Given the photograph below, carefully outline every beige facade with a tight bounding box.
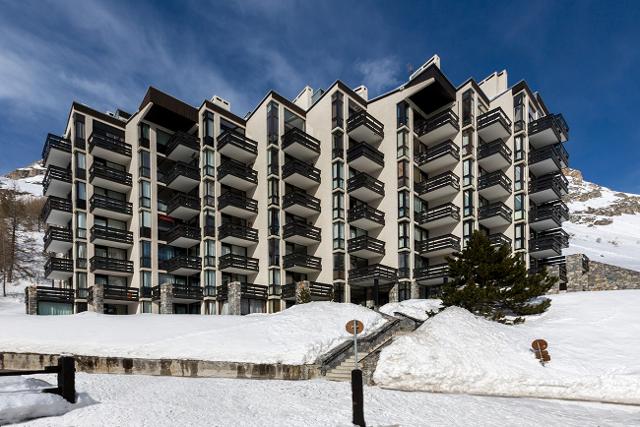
[39,55,570,315]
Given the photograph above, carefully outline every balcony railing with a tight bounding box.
[347,110,384,140]
[414,264,449,281]
[43,165,71,192]
[347,142,384,167]
[478,202,512,223]
[218,129,258,156]
[89,194,132,216]
[347,204,385,226]
[530,201,570,224]
[89,163,132,187]
[282,127,321,155]
[159,255,202,272]
[42,133,71,161]
[44,258,73,277]
[167,194,200,213]
[477,107,512,134]
[416,203,460,224]
[349,264,397,283]
[415,171,460,195]
[44,227,72,248]
[89,256,134,274]
[478,138,512,160]
[162,225,201,243]
[103,284,139,301]
[283,222,321,242]
[281,282,333,300]
[90,225,133,246]
[282,158,321,183]
[488,233,512,248]
[166,131,200,155]
[89,130,131,158]
[218,223,259,243]
[348,235,385,255]
[529,230,569,254]
[218,192,259,214]
[416,235,461,254]
[35,286,74,303]
[160,162,200,184]
[529,144,569,167]
[218,253,259,272]
[41,196,72,221]
[282,191,321,213]
[216,282,268,301]
[347,172,385,197]
[528,114,569,142]
[218,160,258,184]
[414,139,460,166]
[172,284,203,300]
[415,109,460,138]
[529,174,569,196]
[478,170,512,193]
[283,253,322,270]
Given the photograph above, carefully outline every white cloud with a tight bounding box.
[355,57,402,95]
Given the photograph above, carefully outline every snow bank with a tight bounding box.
[0,302,385,364]
[374,290,640,404]
[379,298,442,321]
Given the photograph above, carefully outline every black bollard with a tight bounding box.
[58,356,76,403]
[351,368,366,427]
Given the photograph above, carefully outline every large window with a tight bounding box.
[139,180,151,208]
[514,135,525,162]
[267,101,279,145]
[269,239,279,266]
[514,224,525,250]
[76,212,86,239]
[76,242,86,268]
[267,148,278,175]
[463,159,474,186]
[332,161,344,189]
[514,93,525,132]
[462,129,473,156]
[203,150,215,177]
[396,131,409,158]
[139,150,151,178]
[332,193,344,219]
[333,253,345,280]
[332,92,344,129]
[139,210,151,238]
[462,90,474,126]
[398,190,410,219]
[514,164,525,192]
[514,194,525,221]
[268,208,279,236]
[332,132,344,159]
[140,241,151,268]
[398,252,410,278]
[333,222,345,249]
[203,111,214,139]
[397,101,408,128]
[463,220,474,247]
[398,222,410,249]
[268,178,279,205]
[397,160,409,188]
[463,189,474,217]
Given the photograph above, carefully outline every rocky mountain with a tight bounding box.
[0,161,45,198]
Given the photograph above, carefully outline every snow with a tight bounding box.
[7,373,640,426]
[0,175,44,198]
[374,290,640,404]
[379,298,442,321]
[0,302,386,364]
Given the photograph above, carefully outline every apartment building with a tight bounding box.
[36,54,570,315]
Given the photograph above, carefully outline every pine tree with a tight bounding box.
[441,231,556,323]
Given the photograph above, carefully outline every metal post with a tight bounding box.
[351,368,366,427]
[58,356,76,403]
[353,319,358,369]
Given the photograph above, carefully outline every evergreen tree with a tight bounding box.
[441,231,555,323]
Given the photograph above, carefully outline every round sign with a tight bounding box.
[531,339,548,351]
[345,320,364,335]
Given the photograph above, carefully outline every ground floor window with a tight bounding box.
[38,302,73,315]
[104,304,129,315]
[241,298,265,315]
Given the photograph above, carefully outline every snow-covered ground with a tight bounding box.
[0,301,385,364]
[0,174,44,198]
[4,373,639,426]
[374,290,640,404]
[379,298,442,321]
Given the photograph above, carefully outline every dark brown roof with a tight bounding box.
[69,102,127,128]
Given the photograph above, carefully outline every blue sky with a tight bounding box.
[1,0,639,191]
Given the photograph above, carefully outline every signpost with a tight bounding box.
[531,339,551,365]
[346,319,365,427]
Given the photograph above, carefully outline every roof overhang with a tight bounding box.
[139,87,198,132]
[406,65,456,115]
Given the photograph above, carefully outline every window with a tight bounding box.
[332,193,344,219]
[139,180,151,208]
[398,190,410,218]
[267,101,279,145]
[76,182,86,206]
[463,159,474,186]
[76,242,86,268]
[397,101,408,128]
[396,131,409,158]
[139,210,151,238]
[463,220,473,247]
[398,222,410,249]
[269,268,280,286]
[333,222,345,249]
[398,252,410,278]
[397,160,409,188]
[514,93,525,132]
[205,270,215,288]
[139,123,150,148]
[514,224,525,250]
[462,90,474,126]
[269,239,280,266]
[332,161,344,189]
[268,208,279,236]
[463,189,474,217]
[75,119,85,140]
[332,92,344,129]
[141,271,152,288]
[267,148,278,175]
[75,152,86,177]
[514,164,525,192]
[203,149,215,177]
[514,194,525,221]
[514,135,525,162]
[142,301,152,313]
[332,132,344,159]
[204,111,214,139]
[268,178,279,205]
[333,253,345,280]
[139,150,150,178]
[76,212,86,239]
[141,240,151,268]
[414,226,427,249]
[414,196,426,216]
[462,129,473,156]
[204,240,216,266]
[528,104,537,123]
[204,180,215,206]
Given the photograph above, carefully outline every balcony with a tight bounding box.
[41,196,72,227]
[218,130,258,163]
[89,163,132,192]
[283,222,321,245]
[44,257,73,280]
[89,130,131,164]
[102,284,139,302]
[478,170,512,199]
[215,282,267,302]
[529,201,569,231]
[161,162,200,192]
[36,286,74,303]
[163,225,201,248]
[282,159,321,190]
[152,284,203,301]
[166,194,200,220]
[415,140,460,172]
[90,194,132,221]
[415,109,460,146]
[166,131,200,162]
[477,108,512,142]
[416,171,460,202]
[43,227,72,253]
[417,234,460,257]
[348,235,385,258]
[414,264,450,286]
[478,139,512,172]
[347,204,385,231]
[43,165,72,198]
[283,253,322,273]
[529,230,569,259]
[90,256,134,276]
[529,144,569,176]
[347,110,384,143]
[218,223,259,247]
[218,160,258,191]
[349,264,397,286]
[347,172,384,202]
[283,191,321,217]
[218,192,258,219]
[347,142,384,173]
[218,253,259,274]
[417,203,460,229]
[282,127,320,161]
[160,255,202,276]
[90,225,133,249]
[488,233,512,248]
[282,282,333,301]
[529,174,568,205]
[528,114,569,148]
[42,133,71,168]
[478,202,512,228]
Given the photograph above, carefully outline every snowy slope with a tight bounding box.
[374,290,640,404]
[562,168,640,271]
[0,161,45,198]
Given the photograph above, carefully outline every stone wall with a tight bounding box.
[549,253,640,293]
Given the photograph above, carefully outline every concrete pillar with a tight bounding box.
[388,283,399,303]
[159,282,174,314]
[228,281,242,315]
[344,283,351,303]
[295,280,310,304]
[410,281,421,299]
[565,254,589,292]
[26,286,38,315]
[88,283,104,313]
